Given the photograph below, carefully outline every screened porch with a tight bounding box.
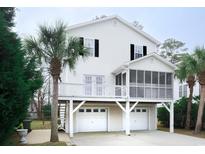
[115,70,173,100]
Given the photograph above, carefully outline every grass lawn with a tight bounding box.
[31,120,51,130]
[158,126,205,139]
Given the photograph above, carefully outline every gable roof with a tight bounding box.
[68,15,161,45]
[112,52,176,74]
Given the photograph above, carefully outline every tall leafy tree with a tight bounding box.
[24,21,89,142]
[0,7,15,28]
[193,47,205,133]
[160,38,188,64]
[175,54,196,129]
[0,8,43,145]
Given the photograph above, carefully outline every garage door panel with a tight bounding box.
[76,108,107,132]
[127,107,148,130]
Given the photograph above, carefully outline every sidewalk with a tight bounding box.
[27,129,72,145]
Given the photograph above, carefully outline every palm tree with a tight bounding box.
[175,54,196,129]
[24,21,89,142]
[193,47,205,133]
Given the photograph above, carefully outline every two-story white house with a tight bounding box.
[57,15,175,137]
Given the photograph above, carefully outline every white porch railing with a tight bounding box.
[58,82,173,100]
[59,83,126,98]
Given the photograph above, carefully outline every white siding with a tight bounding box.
[129,56,174,72]
[61,18,158,88]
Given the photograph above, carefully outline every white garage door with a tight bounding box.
[129,107,148,130]
[76,108,107,132]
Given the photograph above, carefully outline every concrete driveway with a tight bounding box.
[27,129,72,145]
[71,130,205,146]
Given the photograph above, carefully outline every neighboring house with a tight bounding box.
[173,80,200,101]
[57,15,175,137]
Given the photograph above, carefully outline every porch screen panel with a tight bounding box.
[130,70,136,83]
[137,87,144,98]
[122,73,126,85]
[115,73,122,85]
[152,72,158,98]
[129,70,173,99]
[137,70,144,85]
[130,87,137,97]
[159,72,165,87]
[115,73,122,96]
[159,72,166,98]
[137,70,144,98]
[145,71,151,98]
[130,70,136,98]
[145,71,151,85]
[166,73,173,98]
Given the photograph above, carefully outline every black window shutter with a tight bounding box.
[80,37,84,46]
[79,37,84,56]
[95,39,99,57]
[130,44,135,60]
[143,46,147,56]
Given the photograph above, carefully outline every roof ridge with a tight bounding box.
[68,15,161,45]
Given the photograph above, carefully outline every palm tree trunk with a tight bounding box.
[50,75,59,142]
[194,85,205,134]
[185,85,194,129]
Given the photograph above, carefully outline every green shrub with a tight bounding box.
[158,106,169,127]
[0,8,43,145]
[158,96,203,129]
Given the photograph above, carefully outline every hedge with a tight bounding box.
[158,96,205,129]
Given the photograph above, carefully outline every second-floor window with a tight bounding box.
[84,38,95,56]
[130,44,147,60]
[135,45,143,59]
[80,37,99,57]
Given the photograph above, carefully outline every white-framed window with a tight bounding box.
[135,45,143,59]
[183,85,188,97]
[84,38,95,56]
[179,84,187,97]
[84,75,105,96]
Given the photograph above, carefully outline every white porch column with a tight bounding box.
[170,101,174,133]
[148,107,151,130]
[125,64,130,135]
[69,99,74,137]
[65,101,69,133]
[125,100,130,135]
[155,104,158,130]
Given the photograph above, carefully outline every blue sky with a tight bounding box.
[15,7,205,51]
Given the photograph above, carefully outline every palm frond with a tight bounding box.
[175,53,196,82]
[24,20,89,75]
[24,36,44,64]
[63,37,89,70]
[193,46,205,74]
